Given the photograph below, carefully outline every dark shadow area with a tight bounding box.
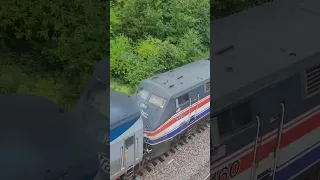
[0,0,110,179]
[0,58,109,180]
[211,0,320,180]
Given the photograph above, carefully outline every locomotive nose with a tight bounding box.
[73,57,110,180]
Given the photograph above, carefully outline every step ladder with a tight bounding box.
[125,166,135,180]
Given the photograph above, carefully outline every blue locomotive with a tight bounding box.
[110,58,210,180]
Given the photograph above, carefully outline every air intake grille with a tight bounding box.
[306,63,320,96]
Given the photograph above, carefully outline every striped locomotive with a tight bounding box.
[135,59,210,159]
[211,0,320,180]
[110,58,210,180]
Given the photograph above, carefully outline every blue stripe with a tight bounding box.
[110,117,138,142]
[275,142,320,180]
[148,108,210,144]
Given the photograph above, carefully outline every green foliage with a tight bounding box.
[0,0,108,108]
[110,35,134,77]
[110,78,134,95]
[110,0,210,92]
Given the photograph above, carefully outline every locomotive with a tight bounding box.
[211,0,320,180]
[110,58,210,180]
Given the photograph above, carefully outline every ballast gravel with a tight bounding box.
[138,127,210,180]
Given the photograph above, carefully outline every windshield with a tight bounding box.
[149,94,166,108]
[137,87,150,100]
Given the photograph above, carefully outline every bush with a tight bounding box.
[110,0,210,91]
[0,0,108,107]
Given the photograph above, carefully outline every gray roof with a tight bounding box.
[110,91,140,130]
[140,58,210,97]
[211,0,320,112]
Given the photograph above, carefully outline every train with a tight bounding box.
[211,0,320,180]
[110,58,210,180]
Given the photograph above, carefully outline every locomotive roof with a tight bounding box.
[211,0,320,113]
[140,58,210,97]
[110,91,140,130]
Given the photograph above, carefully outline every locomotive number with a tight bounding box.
[212,160,240,180]
[98,152,110,173]
[140,110,148,118]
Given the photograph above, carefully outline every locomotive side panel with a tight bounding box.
[110,140,122,178]
[212,66,320,179]
[275,61,320,179]
[110,117,144,180]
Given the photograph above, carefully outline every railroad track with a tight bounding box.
[135,122,210,180]
[204,174,210,180]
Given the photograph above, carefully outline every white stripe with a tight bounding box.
[277,127,320,171]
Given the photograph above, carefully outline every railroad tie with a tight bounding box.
[145,166,152,172]
[138,171,143,176]
[158,157,165,162]
[151,161,157,166]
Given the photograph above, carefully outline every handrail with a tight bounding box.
[272,102,285,180]
[195,94,199,120]
[188,98,192,122]
[250,115,261,180]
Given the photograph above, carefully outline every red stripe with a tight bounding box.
[145,96,210,136]
[280,113,320,148]
[214,112,320,174]
[283,107,320,130]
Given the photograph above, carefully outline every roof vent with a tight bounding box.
[306,63,320,96]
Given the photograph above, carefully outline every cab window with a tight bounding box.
[205,82,210,92]
[176,93,189,108]
[137,87,150,100]
[217,101,252,138]
[149,94,166,108]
